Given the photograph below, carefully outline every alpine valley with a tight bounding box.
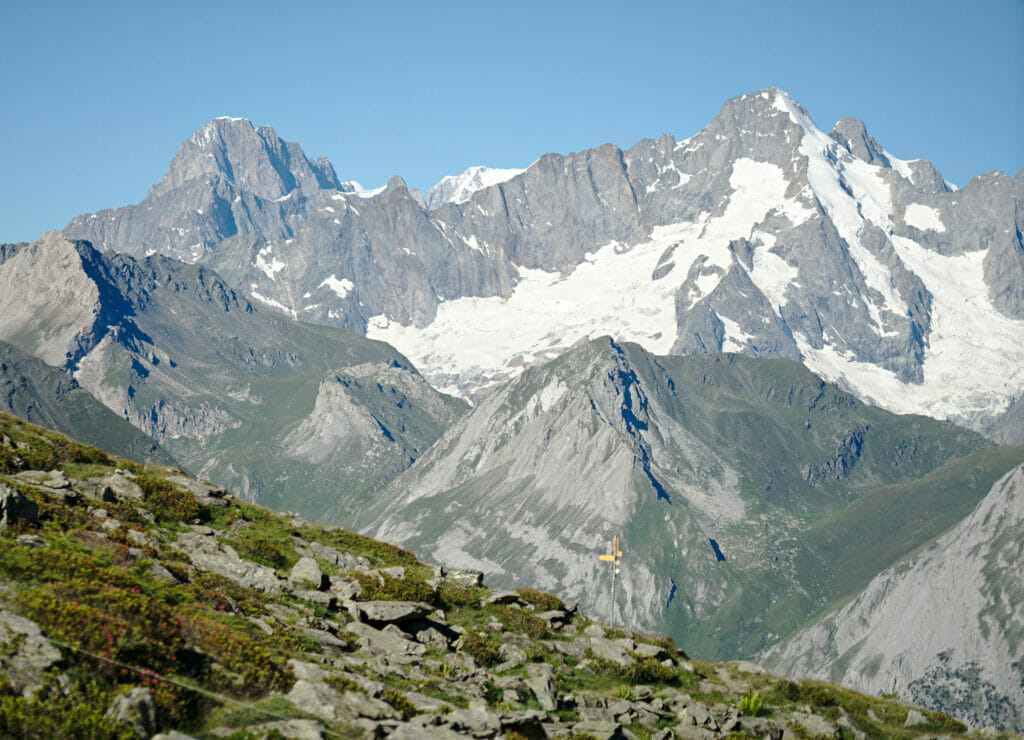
[1,88,1022,735]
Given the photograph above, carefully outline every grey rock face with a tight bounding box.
[175,532,283,592]
[766,463,1024,733]
[108,687,156,739]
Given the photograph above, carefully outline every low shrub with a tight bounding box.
[136,475,199,522]
[0,673,134,739]
[439,581,484,607]
[460,630,501,667]
[622,656,678,685]
[185,615,294,696]
[190,572,266,616]
[515,587,564,612]
[496,605,548,638]
[17,579,183,675]
[231,536,288,569]
[324,674,365,694]
[381,687,417,718]
[311,527,419,567]
[352,571,435,603]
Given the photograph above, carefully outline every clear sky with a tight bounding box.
[2,0,1021,243]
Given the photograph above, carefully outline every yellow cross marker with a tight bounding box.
[598,535,623,625]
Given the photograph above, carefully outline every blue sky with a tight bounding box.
[2,0,1021,243]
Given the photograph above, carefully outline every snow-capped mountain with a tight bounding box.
[425,165,527,209]
[63,90,1024,437]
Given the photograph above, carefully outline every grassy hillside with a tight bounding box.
[0,414,977,739]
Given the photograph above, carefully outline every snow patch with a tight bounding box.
[903,203,946,232]
[254,246,285,280]
[427,165,525,207]
[319,275,354,299]
[249,285,297,319]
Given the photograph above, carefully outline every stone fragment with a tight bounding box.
[785,712,839,739]
[904,708,928,727]
[445,568,484,587]
[553,639,587,659]
[525,673,557,711]
[583,624,606,637]
[15,533,46,547]
[240,719,326,739]
[734,659,766,674]
[571,720,628,739]
[634,642,670,660]
[175,532,282,592]
[345,621,426,656]
[485,590,527,606]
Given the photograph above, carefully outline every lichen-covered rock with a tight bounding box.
[0,610,62,694]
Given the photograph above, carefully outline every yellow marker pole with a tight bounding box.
[599,535,623,627]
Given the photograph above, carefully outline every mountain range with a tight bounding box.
[0,88,1020,732]
[63,89,1024,437]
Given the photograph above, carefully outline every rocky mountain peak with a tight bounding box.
[152,117,339,202]
[829,117,890,166]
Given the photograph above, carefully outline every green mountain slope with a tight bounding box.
[359,338,1015,659]
[0,233,467,521]
[0,343,173,465]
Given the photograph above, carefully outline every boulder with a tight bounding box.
[634,642,670,661]
[0,610,62,694]
[357,600,434,624]
[174,533,283,592]
[0,484,39,529]
[784,712,839,739]
[289,557,325,589]
[445,568,484,587]
[485,591,527,606]
[345,621,427,656]
[525,672,557,711]
[95,472,145,502]
[589,636,633,666]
